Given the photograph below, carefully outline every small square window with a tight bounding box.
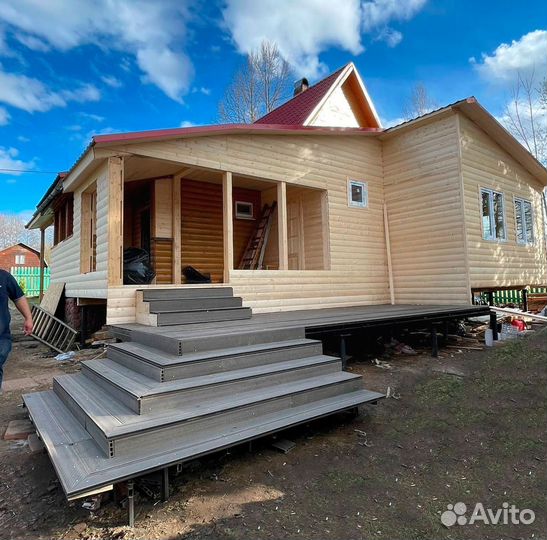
[348,180,368,208]
[235,201,254,219]
[15,254,26,265]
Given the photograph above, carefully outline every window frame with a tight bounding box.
[234,200,254,220]
[348,179,368,208]
[15,254,26,265]
[514,196,534,245]
[53,194,74,245]
[480,187,507,242]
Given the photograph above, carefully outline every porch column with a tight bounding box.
[277,181,289,270]
[172,174,182,284]
[222,171,234,283]
[38,227,46,301]
[107,156,124,286]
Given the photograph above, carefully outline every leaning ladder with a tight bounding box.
[30,304,78,353]
[239,202,277,269]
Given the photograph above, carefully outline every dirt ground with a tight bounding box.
[0,305,546,540]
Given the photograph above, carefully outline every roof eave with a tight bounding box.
[453,98,547,186]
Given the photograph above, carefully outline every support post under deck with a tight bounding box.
[490,311,498,341]
[340,333,350,368]
[431,327,438,358]
[161,468,169,502]
[522,288,528,312]
[127,480,135,527]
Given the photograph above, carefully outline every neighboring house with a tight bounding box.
[0,242,44,270]
[26,62,547,326]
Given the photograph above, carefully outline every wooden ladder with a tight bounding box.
[239,202,277,269]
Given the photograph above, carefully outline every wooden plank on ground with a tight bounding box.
[40,282,65,315]
[491,306,547,322]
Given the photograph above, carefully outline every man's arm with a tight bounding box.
[14,297,33,336]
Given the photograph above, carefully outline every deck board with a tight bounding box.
[113,304,489,340]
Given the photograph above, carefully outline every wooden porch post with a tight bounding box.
[107,156,124,286]
[223,171,234,283]
[38,227,46,301]
[277,181,289,270]
[172,174,182,284]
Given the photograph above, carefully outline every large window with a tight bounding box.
[514,197,534,245]
[481,188,506,241]
[53,194,74,245]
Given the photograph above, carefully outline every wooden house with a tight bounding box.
[25,62,543,509]
[27,63,547,327]
[0,242,44,270]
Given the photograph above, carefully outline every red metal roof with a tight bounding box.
[254,65,347,125]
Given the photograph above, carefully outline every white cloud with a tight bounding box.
[180,120,196,127]
[472,30,547,84]
[192,86,211,96]
[0,105,9,125]
[361,0,427,30]
[0,146,35,175]
[0,67,100,113]
[101,75,123,88]
[14,32,50,52]
[0,1,194,101]
[362,0,426,46]
[17,135,30,143]
[222,0,364,78]
[137,46,193,101]
[79,112,105,122]
[222,0,426,79]
[375,27,402,48]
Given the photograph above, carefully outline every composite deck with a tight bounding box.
[113,303,490,351]
[24,298,488,501]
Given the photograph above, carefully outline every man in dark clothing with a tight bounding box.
[0,269,33,392]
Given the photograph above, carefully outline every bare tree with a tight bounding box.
[502,70,547,165]
[501,71,547,224]
[0,213,43,250]
[219,41,291,123]
[403,83,438,121]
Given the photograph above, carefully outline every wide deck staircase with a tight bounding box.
[23,288,383,500]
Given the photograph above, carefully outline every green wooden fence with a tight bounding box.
[479,287,547,307]
[10,267,50,297]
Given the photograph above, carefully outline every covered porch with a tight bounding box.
[118,155,329,284]
[105,154,332,324]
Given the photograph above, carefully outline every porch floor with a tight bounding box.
[112,303,490,345]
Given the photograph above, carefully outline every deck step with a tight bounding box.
[82,355,341,414]
[147,296,242,312]
[107,339,324,381]
[128,326,306,355]
[142,287,234,301]
[52,371,365,457]
[24,387,383,499]
[155,307,252,326]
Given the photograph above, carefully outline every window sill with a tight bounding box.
[481,237,508,244]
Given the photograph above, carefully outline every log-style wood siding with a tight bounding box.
[49,162,109,299]
[459,115,547,288]
[384,114,470,304]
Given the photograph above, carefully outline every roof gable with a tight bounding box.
[255,63,382,129]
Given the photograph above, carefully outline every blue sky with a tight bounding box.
[0,0,545,216]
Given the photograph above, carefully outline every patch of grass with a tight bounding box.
[416,375,465,406]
